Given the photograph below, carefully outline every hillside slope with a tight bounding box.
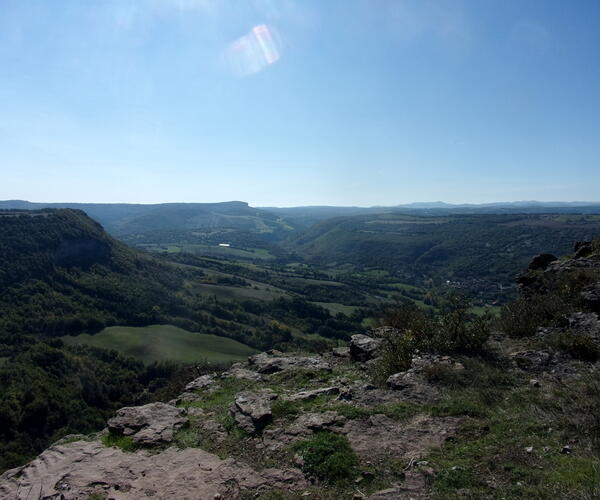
[287,212,600,293]
[0,209,202,335]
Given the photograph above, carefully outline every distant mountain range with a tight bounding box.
[2,199,600,236]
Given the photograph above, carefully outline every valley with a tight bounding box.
[1,203,600,488]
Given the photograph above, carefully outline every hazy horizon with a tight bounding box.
[3,198,600,209]
[2,0,600,205]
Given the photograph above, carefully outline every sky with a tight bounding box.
[1,0,599,206]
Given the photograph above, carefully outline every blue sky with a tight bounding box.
[1,0,599,206]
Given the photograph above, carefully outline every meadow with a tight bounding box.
[63,324,258,364]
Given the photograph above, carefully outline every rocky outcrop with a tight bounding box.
[350,334,382,361]
[223,363,263,381]
[184,373,218,391]
[0,440,307,499]
[385,355,463,403]
[248,352,331,374]
[284,386,339,402]
[107,402,186,445]
[230,390,278,434]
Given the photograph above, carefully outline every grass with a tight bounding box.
[63,324,258,364]
[292,432,359,484]
[421,360,600,499]
[101,433,141,452]
[312,301,361,316]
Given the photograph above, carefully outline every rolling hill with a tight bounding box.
[286,212,600,295]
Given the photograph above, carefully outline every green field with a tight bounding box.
[63,324,258,364]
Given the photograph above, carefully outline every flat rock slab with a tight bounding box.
[249,352,331,374]
[284,386,339,402]
[107,402,186,445]
[342,414,461,462]
[386,372,441,403]
[0,440,306,499]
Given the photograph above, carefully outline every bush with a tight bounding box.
[499,294,569,337]
[373,296,491,382]
[550,333,600,362]
[292,432,358,483]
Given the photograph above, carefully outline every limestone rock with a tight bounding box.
[349,334,382,362]
[332,346,351,358]
[107,402,186,445]
[0,440,307,499]
[249,352,331,374]
[290,411,346,433]
[230,390,277,433]
[223,365,263,381]
[386,371,440,403]
[284,387,339,402]
[185,373,218,392]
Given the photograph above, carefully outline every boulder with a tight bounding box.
[249,352,331,374]
[332,346,351,358]
[349,334,382,362]
[230,390,277,434]
[107,402,186,445]
[582,283,600,313]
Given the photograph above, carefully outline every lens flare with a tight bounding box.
[225,24,281,77]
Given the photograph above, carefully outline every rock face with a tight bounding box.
[230,390,278,433]
[248,352,331,374]
[349,334,382,362]
[0,440,307,499]
[107,402,186,445]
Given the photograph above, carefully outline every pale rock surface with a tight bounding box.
[284,386,340,402]
[249,352,331,374]
[107,402,186,445]
[230,390,278,433]
[0,440,306,499]
[349,334,382,362]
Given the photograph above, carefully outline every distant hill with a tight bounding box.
[0,208,205,336]
[262,202,600,226]
[286,212,600,294]
[0,200,296,236]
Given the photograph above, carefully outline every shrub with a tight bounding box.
[499,294,569,337]
[373,296,491,382]
[292,432,358,483]
[550,333,599,362]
